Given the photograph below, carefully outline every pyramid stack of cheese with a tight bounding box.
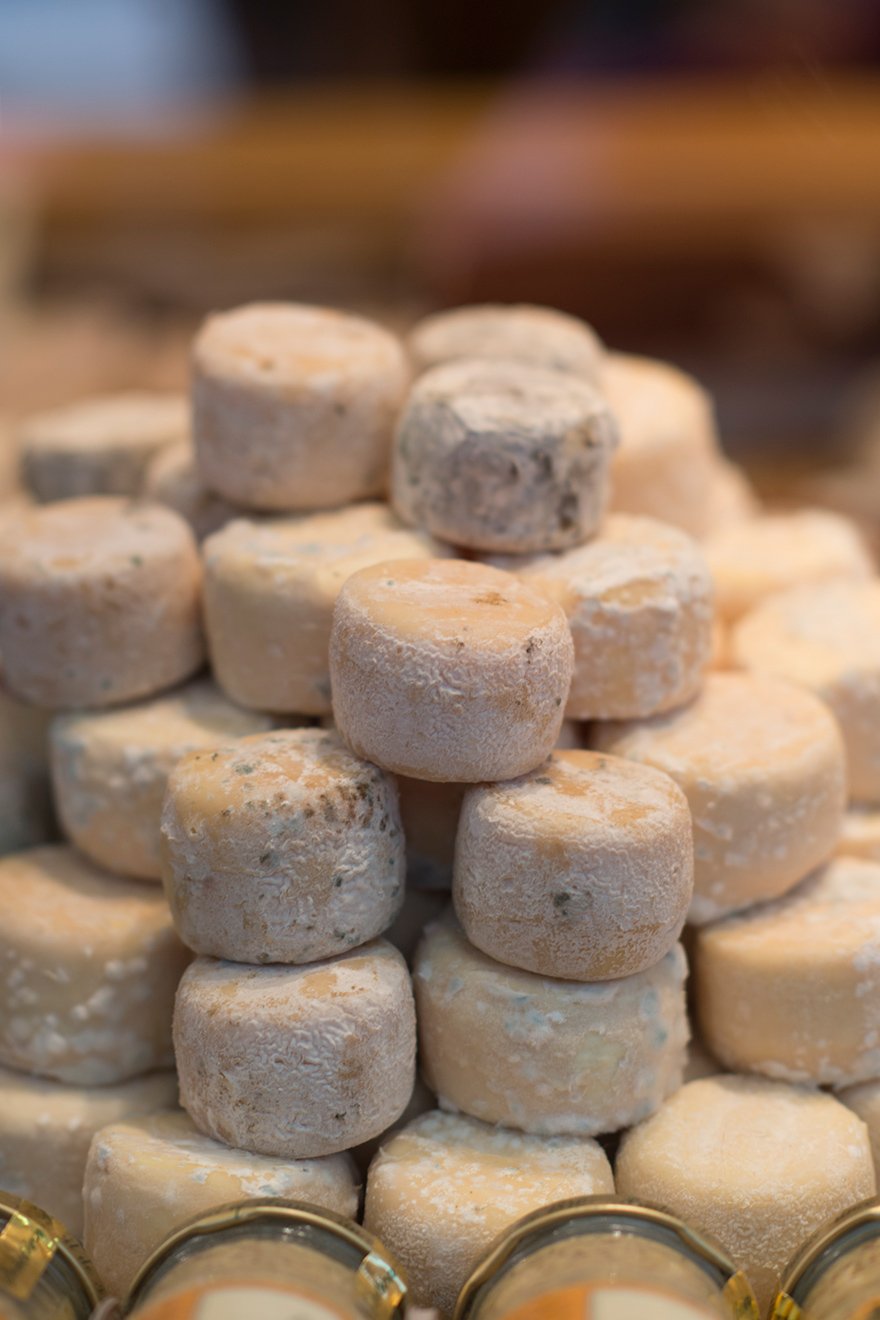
[1,301,878,1316]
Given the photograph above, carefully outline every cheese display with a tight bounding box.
[414,919,688,1136]
[0,845,189,1084]
[705,508,873,622]
[0,1065,176,1237]
[406,303,604,380]
[616,1075,876,1314]
[161,727,404,963]
[592,672,847,924]
[50,679,273,881]
[695,857,880,1087]
[391,358,618,553]
[732,579,880,803]
[20,391,187,502]
[192,302,408,509]
[174,940,416,1157]
[453,749,693,980]
[330,558,574,781]
[363,1109,614,1315]
[494,513,714,719]
[0,497,204,708]
[83,1109,359,1298]
[203,503,446,714]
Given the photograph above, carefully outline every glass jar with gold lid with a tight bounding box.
[125,1198,407,1319]
[0,1193,103,1320]
[773,1198,880,1319]
[454,1196,760,1320]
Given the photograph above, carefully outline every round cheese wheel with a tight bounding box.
[0,1065,176,1238]
[838,807,880,861]
[695,857,880,1087]
[498,514,714,719]
[0,687,53,855]
[20,392,186,502]
[330,559,574,782]
[364,1109,614,1315]
[407,304,603,381]
[602,354,721,538]
[0,497,204,709]
[392,359,617,553]
[83,1110,359,1298]
[414,920,688,1137]
[453,749,693,980]
[203,503,446,715]
[50,680,273,882]
[591,673,846,924]
[174,941,416,1158]
[192,303,408,510]
[616,1075,876,1315]
[732,580,880,802]
[142,441,238,540]
[351,1075,436,1179]
[0,845,189,1084]
[161,727,404,964]
[705,508,873,622]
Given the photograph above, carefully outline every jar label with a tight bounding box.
[499,1283,720,1320]
[133,1281,350,1320]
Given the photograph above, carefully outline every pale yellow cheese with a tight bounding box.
[0,497,204,708]
[83,1110,359,1298]
[616,1075,876,1315]
[0,845,189,1084]
[161,728,404,964]
[203,503,447,714]
[453,750,693,980]
[695,857,880,1087]
[174,940,416,1158]
[192,302,408,510]
[330,558,574,782]
[592,673,846,924]
[364,1110,614,1315]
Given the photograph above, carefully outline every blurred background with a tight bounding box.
[2,0,880,496]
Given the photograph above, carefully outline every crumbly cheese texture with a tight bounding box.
[364,1109,614,1315]
[174,940,416,1158]
[330,559,574,782]
[83,1109,359,1298]
[203,503,447,714]
[732,579,880,802]
[0,845,190,1084]
[695,857,880,1087]
[0,497,204,708]
[705,508,873,622]
[615,1075,876,1315]
[0,1065,175,1238]
[838,807,880,861]
[407,304,604,381]
[192,302,409,510]
[591,673,846,924]
[392,358,618,553]
[499,514,714,719]
[602,354,721,538]
[414,919,688,1137]
[20,391,187,502]
[453,750,693,981]
[143,441,239,540]
[161,727,405,964]
[50,680,273,882]
[0,688,54,855]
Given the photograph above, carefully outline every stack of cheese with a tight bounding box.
[0,301,878,1316]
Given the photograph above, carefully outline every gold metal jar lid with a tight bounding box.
[774,1197,880,1318]
[454,1195,760,1320]
[126,1197,408,1318]
[0,1192,103,1310]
